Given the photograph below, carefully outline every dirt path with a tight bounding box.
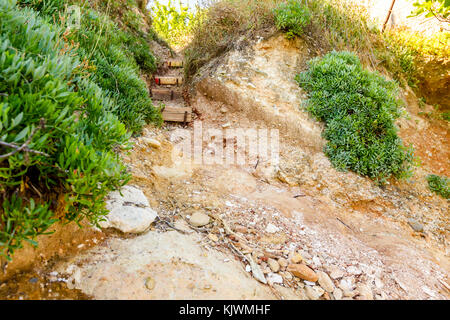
[1,35,448,300]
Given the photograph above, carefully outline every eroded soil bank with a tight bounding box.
[1,34,448,300]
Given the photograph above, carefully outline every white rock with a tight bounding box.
[329,267,344,279]
[305,286,325,300]
[347,265,362,275]
[189,212,210,227]
[100,186,157,234]
[333,288,343,300]
[143,138,161,149]
[339,278,356,297]
[356,284,374,300]
[265,223,280,234]
[267,273,283,285]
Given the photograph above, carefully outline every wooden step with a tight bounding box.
[165,60,183,68]
[150,88,182,101]
[162,106,192,123]
[155,76,183,86]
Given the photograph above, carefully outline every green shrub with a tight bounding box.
[296,51,415,183]
[427,174,449,199]
[274,0,311,39]
[0,0,132,260]
[69,8,161,133]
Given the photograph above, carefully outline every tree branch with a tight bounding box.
[0,118,49,160]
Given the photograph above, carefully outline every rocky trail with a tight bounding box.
[1,35,449,300]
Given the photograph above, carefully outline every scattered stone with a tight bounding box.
[327,266,345,279]
[208,233,219,242]
[29,277,38,284]
[246,254,267,284]
[220,107,228,113]
[287,264,318,282]
[333,288,343,300]
[347,265,362,275]
[283,272,293,280]
[299,250,312,260]
[278,257,288,268]
[408,218,424,233]
[267,258,280,273]
[145,277,155,290]
[189,212,210,227]
[267,273,283,285]
[222,123,231,128]
[305,286,325,300]
[101,186,157,234]
[290,252,303,264]
[234,225,248,233]
[356,284,373,300]
[317,271,335,293]
[265,223,280,234]
[312,256,322,266]
[143,138,161,149]
[339,278,356,297]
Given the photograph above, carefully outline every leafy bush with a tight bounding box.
[70,9,161,133]
[427,174,449,199]
[274,0,311,39]
[0,0,134,260]
[296,51,415,183]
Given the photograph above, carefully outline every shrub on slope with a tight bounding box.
[0,0,132,260]
[296,51,415,183]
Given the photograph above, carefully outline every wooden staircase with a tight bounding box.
[152,59,192,124]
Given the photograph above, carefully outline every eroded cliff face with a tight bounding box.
[195,33,449,247]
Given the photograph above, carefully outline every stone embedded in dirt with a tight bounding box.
[208,233,219,242]
[408,218,424,233]
[346,265,362,275]
[317,271,335,293]
[189,212,210,227]
[333,288,343,300]
[267,258,280,273]
[305,285,325,300]
[234,225,248,234]
[101,186,157,234]
[287,264,318,282]
[145,277,155,290]
[265,223,280,234]
[356,283,373,300]
[339,278,356,297]
[327,265,345,279]
[290,252,303,264]
[220,107,228,113]
[267,273,283,285]
[143,137,161,149]
[278,257,288,268]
